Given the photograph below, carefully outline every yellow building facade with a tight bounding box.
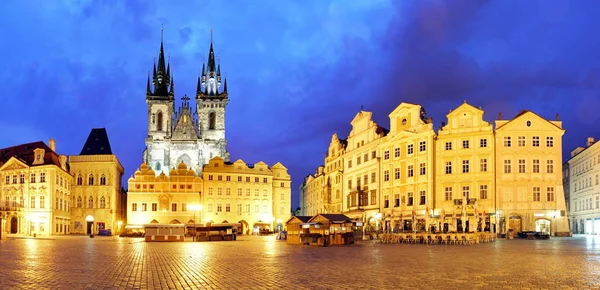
[324,133,346,214]
[343,111,387,228]
[495,110,569,235]
[380,103,436,233]
[0,140,72,236]
[69,128,125,235]
[127,162,203,229]
[202,157,291,234]
[435,102,496,233]
[127,157,292,235]
[300,102,570,236]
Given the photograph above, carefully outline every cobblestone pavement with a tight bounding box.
[1,234,600,289]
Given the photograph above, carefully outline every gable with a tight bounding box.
[496,111,563,133]
[0,157,29,171]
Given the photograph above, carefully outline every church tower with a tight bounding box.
[196,31,230,162]
[146,27,175,141]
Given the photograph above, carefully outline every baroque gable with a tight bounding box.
[0,157,29,171]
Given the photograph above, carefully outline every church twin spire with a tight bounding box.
[147,26,174,98]
[147,26,226,98]
[197,29,227,97]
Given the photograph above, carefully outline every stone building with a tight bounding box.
[299,166,325,216]
[379,103,435,233]
[324,134,346,214]
[0,139,72,236]
[342,111,387,228]
[494,110,569,235]
[127,157,292,234]
[300,101,570,236]
[565,137,600,234]
[435,102,496,233]
[202,157,291,234]
[143,31,230,176]
[69,128,125,235]
[127,162,203,228]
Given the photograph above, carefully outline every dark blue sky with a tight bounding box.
[2,0,600,209]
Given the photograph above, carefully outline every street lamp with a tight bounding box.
[189,204,202,241]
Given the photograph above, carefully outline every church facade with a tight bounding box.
[126,31,292,233]
[143,33,230,176]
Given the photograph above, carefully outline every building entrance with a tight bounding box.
[10,217,18,234]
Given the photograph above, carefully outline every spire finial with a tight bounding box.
[210,28,213,43]
[161,24,164,42]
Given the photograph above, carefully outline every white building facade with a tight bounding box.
[566,137,600,234]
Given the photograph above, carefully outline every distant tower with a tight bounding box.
[196,30,229,160]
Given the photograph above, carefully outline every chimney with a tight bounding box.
[59,155,67,170]
[587,137,595,147]
[49,138,56,152]
[498,112,502,120]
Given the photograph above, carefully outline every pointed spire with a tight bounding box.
[217,56,221,76]
[147,71,151,95]
[169,74,174,95]
[197,76,202,93]
[207,29,216,74]
[223,76,228,93]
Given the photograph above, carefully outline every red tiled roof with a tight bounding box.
[0,141,64,168]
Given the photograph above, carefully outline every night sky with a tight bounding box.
[2,1,600,209]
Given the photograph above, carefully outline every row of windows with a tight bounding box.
[503,136,553,147]
[503,160,554,174]
[207,175,284,187]
[74,196,107,209]
[571,153,600,176]
[347,172,377,189]
[130,202,283,215]
[443,185,489,201]
[382,191,427,207]
[445,159,488,174]
[76,174,107,186]
[444,139,488,150]
[3,195,73,210]
[575,196,600,212]
[4,172,47,185]
[573,174,599,192]
[382,141,428,161]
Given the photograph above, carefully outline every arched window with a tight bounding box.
[77,175,82,185]
[88,196,93,208]
[100,196,106,208]
[209,112,216,130]
[88,174,94,185]
[157,111,163,132]
[77,196,82,208]
[100,174,106,186]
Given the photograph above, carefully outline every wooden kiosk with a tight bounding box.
[299,214,356,246]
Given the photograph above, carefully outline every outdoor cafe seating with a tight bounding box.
[376,231,496,245]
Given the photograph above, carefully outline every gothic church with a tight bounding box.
[143,31,230,176]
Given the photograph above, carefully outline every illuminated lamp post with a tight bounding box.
[189,204,202,241]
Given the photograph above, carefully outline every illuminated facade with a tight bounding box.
[435,102,495,233]
[300,166,325,216]
[202,157,291,234]
[127,162,203,228]
[300,102,570,236]
[380,103,435,233]
[494,110,568,235]
[342,111,387,226]
[143,32,230,177]
[69,128,125,235]
[324,134,346,214]
[0,140,72,236]
[127,157,292,234]
[565,137,600,234]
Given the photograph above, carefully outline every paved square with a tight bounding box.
[1,235,600,289]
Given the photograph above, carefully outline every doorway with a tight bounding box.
[10,217,18,234]
[535,219,551,235]
[509,215,522,232]
[86,222,93,234]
